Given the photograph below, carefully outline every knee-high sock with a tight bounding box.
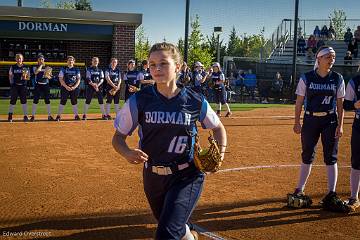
[296,163,312,192]
[224,103,231,112]
[32,103,37,116]
[21,104,28,116]
[99,104,105,115]
[350,168,360,199]
[46,104,51,116]
[9,104,15,114]
[72,104,78,116]
[181,224,195,240]
[106,103,111,116]
[218,103,221,111]
[84,104,90,115]
[326,163,338,192]
[114,104,119,113]
[57,104,65,116]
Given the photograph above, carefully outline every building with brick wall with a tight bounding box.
[0,6,142,93]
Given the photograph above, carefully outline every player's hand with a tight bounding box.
[354,100,360,109]
[335,125,343,138]
[293,122,302,134]
[124,148,148,164]
[65,86,72,91]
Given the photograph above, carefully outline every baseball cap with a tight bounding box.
[37,54,45,59]
[212,62,221,68]
[128,59,136,64]
[194,61,203,67]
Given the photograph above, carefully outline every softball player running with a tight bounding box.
[289,46,347,210]
[343,69,360,212]
[123,59,142,101]
[31,54,54,121]
[209,62,232,117]
[8,54,30,122]
[112,42,227,239]
[104,58,121,120]
[83,57,105,120]
[55,56,81,121]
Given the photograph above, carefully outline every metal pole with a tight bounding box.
[291,0,299,100]
[217,33,220,63]
[18,0,23,6]
[184,0,190,63]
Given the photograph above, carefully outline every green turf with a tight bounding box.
[0,98,292,115]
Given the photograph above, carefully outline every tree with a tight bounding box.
[56,0,75,9]
[187,15,213,68]
[177,38,185,58]
[206,33,225,63]
[40,0,93,10]
[227,26,240,56]
[135,26,150,61]
[74,0,92,10]
[329,9,347,39]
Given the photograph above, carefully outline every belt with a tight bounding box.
[145,162,191,176]
[305,110,335,117]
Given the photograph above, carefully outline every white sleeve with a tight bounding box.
[86,69,91,79]
[104,70,109,78]
[220,73,225,81]
[337,77,345,98]
[58,68,64,78]
[295,78,306,96]
[137,72,144,80]
[345,80,356,101]
[199,99,221,129]
[123,73,128,81]
[100,70,104,79]
[114,96,138,135]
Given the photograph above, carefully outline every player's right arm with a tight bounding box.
[112,96,148,164]
[105,70,117,89]
[58,68,71,91]
[293,76,306,134]
[8,67,13,84]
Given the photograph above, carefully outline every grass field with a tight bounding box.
[0,99,292,115]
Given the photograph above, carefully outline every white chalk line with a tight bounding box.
[193,224,228,240]
[218,164,351,173]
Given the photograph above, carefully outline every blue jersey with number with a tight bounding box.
[10,64,28,85]
[114,86,220,165]
[345,75,360,115]
[59,66,80,86]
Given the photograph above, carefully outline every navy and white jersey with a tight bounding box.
[296,70,345,112]
[33,65,48,84]
[124,70,141,88]
[192,70,204,87]
[210,71,225,89]
[114,86,220,165]
[9,64,28,85]
[86,66,104,85]
[345,75,360,115]
[141,68,152,80]
[59,66,81,87]
[105,67,121,85]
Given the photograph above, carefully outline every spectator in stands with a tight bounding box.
[235,69,245,93]
[272,72,284,103]
[344,28,353,45]
[320,25,329,40]
[344,51,353,65]
[313,25,321,39]
[305,47,314,64]
[348,38,358,58]
[328,25,336,40]
[259,79,270,104]
[297,35,306,55]
[354,25,360,43]
[316,38,325,50]
[307,35,317,53]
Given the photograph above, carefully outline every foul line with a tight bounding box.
[193,224,227,240]
[218,164,351,173]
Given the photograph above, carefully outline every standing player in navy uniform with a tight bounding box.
[8,54,30,122]
[83,57,105,120]
[112,42,227,240]
[191,61,209,93]
[31,54,54,121]
[105,58,121,120]
[343,69,360,212]
[55,56,81,121]
[139,59,155,89]
[123,59,141,101]
[290,46,346,208]
[209,62,232,117]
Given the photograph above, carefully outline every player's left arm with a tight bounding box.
[72,70,81,89]
[335,77,346,138]
[98,70,104,87]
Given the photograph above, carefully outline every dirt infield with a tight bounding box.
[0,108,359,240]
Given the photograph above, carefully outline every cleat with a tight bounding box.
[321,191,349,213]
[55,115,61,122]
[74,115,81,121]
[190,230,199,240]
[8,113,13,122]
[48,116,54,121]
[82,114,87,120]
[106,115,112,120]
[345,198,360,212]
[287,189,312,208]
[102,115,107,120]
[216,110,221,117]
[225,111,232,117]
[30,116,35,122]
[23,115,29,122]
